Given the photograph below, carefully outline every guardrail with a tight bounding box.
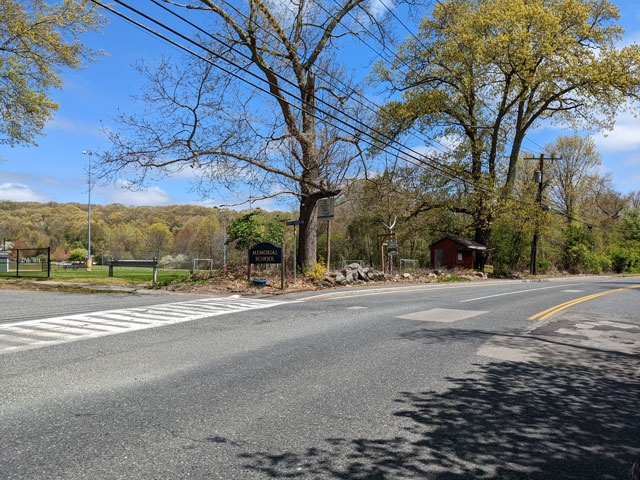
[108,258,158,282]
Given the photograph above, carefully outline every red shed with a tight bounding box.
[429,235,487,270]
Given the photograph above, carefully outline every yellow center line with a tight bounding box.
[529,284,640,321]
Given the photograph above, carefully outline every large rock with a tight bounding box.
[335,273,347,285]
[348,263,362,270]
[345,270,354,283]
[403,272,413,280]
[357,268,369,281]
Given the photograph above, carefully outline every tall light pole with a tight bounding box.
[82,150,92,269]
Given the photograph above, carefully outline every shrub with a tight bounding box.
[304,262,326,281]
[437,274,470,283]
[536,258,551,274]
[610,246,640,273]
[67,248,88,262]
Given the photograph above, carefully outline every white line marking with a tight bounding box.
[561,289,584,293]
[0,296,295,354]
[303,282,510,301]
[459,283,583,303]
[398,308,488,323]
[346,306,367,310]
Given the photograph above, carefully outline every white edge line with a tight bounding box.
[459,283,583,303]
[302,281,512,301]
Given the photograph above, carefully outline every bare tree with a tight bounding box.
[100,0,380,269]
[544,134,601,224]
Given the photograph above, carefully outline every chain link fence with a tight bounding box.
[0,247,50,278]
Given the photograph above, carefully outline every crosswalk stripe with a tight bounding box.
[0,295,293,354]
[94,313,157,324]
[3,327,66,339]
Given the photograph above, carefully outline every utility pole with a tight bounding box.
[524,154,558,275]
[82,150,93,270]
[222,212,227,272]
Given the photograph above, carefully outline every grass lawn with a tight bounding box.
[48,265,191,284]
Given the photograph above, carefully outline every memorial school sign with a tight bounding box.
[249,242,282,264]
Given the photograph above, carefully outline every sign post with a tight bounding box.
[286,220,304,284]
[247,242,284,289]
[386,237,398,274]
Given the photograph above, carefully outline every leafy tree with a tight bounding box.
[226,212,283,251]
[144,222,173,258]
[195,216,220,260]
[374,0,640,265]
[100,0,381,270]
[67,248,88,262]
[0,0,105,145]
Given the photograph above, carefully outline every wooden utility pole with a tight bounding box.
[326,219,331,271]
[524,154,557,275]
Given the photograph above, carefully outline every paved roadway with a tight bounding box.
[0,277,639,479]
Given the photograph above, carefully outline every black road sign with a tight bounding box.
[249,242,282,264]
[286,220,304,226]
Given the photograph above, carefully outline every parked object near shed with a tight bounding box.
[430,235,486,270]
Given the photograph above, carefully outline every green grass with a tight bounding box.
[48,265,190,284]
[436,273,471,282]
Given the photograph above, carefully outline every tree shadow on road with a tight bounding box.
[239,328,640,479]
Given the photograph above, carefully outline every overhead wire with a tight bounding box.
[94,0,483,192]
[371,0,547,154]
[91,0,639,233]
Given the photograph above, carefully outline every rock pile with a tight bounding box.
[315,263,487,287]
[322,263,389,286]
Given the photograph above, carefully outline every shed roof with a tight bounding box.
[430,235,487,250]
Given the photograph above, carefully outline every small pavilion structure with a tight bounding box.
[429,235,487,269]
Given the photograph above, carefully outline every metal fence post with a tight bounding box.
[16,248,19,278]
[153,257,158,283]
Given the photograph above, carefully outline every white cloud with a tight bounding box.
[368,0,392,18]
[0,171,84,190]
[594,112,640,153]
[0,183,49,202]
[45,116,101,137]
[95,180,174,206]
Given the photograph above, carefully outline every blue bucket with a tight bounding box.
[252,279,267,287]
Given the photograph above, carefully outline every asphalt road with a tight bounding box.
[1,277,639,479]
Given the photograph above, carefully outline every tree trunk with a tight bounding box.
[298,193,320,271]
[473,225,492,270]
[472,194,493,270]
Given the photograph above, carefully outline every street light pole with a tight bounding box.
[82,150,92,269]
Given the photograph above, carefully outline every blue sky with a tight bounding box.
[0,0,639,208]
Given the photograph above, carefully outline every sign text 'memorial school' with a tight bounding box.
[249,242,282,264]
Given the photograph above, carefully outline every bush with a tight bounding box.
[304,262,326,281]
[610,246,640,273]
[536,258,551,274]
[437,274,470,283]
[67,248,88,262]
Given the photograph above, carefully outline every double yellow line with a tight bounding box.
[529,283,640,321]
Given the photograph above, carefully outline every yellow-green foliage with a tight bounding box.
[304,262,326,281]
[0,0,107,146]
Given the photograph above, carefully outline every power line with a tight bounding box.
[91,0,639,233]
[372,0,547,155]
[94,0,477,189]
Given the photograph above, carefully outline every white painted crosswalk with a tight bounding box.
[0,295,292,354]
